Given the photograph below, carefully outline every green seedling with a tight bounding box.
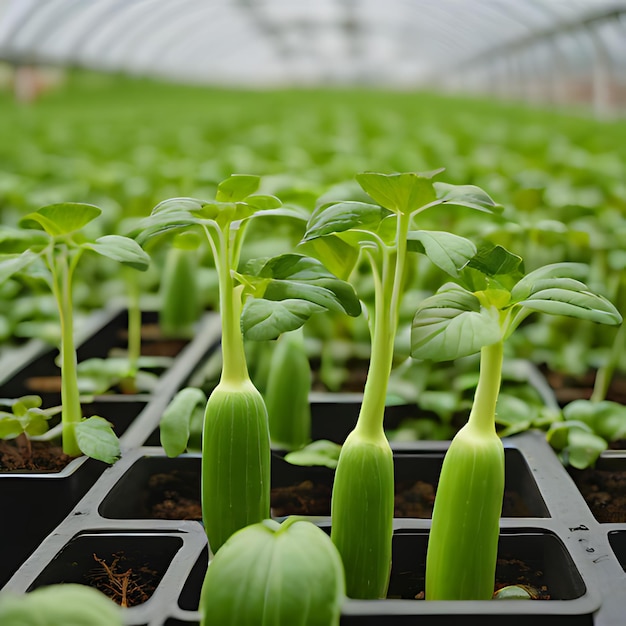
[0,395,61,465]
[302,170,502,598]
[0,203,149,462]
[547,398,626,469]
[136,174,360,552]
[159,231,202,338]
[0,583,122,625]
[264,328,312,450]
[200,517,345,626]
[75,355,173,395]
[411,244,622,600]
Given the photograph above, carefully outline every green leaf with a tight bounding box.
[151,197,207,215]
[302,201,389,242]
[434,182,503,214]
[160,387,207,457]
[0,417,24,438]
[244,254,361,318]
[494,394,538,437]
[567,428,608,469]
[411,284,502,361]
[284,439,342,469]
[242,298,326,341]
[256,254,334,281]
[563,399,626,441]
[0,228,49,253]
[134,208,203,245]
[356,170,442,214]
[22,411,50,436]
[215,174,260,202]
[298,235,359,281]
[82,235,150,271]
[74,416,120,464]
[21,203,102,236]
[515,285,622,325]
[467,244,523,277]
[243,194,282,210]
[11,395,43,411]
[407,231,476,277]
[0,251,40,284]
[510,263,589,301]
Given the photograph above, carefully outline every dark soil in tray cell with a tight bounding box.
[0,399,146,472]
[0,438,73,472]
[543,368,626,406]
[388,531,584,602]
[144,469,202,520]
[178,530,584,613]
[569,460,626,523]
[103,448,547,521]
[119,322,190,358]
[270,449,547,519]
[28,533,183,607]
[99,457,202,520]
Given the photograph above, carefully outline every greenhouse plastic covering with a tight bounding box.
[0,0,625,92]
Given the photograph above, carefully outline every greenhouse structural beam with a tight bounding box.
[445,3,626,116]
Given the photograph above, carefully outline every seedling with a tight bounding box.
[200,517,345,626]
[264,328,312,450]
[159,231,202,338]
[546,398,626,469]
[0,395,61,465]
[136,174,360,552]
[302,170,502,598]
[411,244,622,600]
[0,204,149,462]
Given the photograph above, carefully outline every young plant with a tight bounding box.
[301,170,502,598]
[135,175,360,552]
[546,398,626,469]
[200,517,345,626]
[0,395,61,465]
[159,231,202,338]
[410,245,622,600]
[0,204,149,462]
[264,328,312,450]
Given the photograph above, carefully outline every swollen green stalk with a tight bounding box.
[265,329,311,450]
[411,246,622,600]
[137,178,360,553]
[331,211,410,598]
[426,340,504,600]
[159,233,200,338]
[202,222,270,553]
[303,172,502,599]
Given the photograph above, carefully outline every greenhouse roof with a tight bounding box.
[0,0,625,88]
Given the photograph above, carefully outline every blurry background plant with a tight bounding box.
[0,203,149,462]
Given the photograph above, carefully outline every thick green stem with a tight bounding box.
[217,253,249,385]
[203,223,249,385]
[331,211,410,599]
[467,340,504,435]
[355,212,410,440]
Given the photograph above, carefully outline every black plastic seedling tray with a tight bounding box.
[3,431,620,626]
[2,307,626,625]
